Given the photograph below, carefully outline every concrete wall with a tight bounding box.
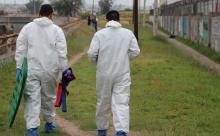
[211,16,220,52]
[158,15,215,50]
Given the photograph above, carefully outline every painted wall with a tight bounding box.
[211,16,220,52]
[199,17,209,45]
[159,15,211,48]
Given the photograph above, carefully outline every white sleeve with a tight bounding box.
[87,34,100,65]
[15,26,28,69]
[128,32,140,60]
[55,28,68,71]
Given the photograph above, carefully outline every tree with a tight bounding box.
[25,0,43,14]
[98,0,113,14]
[51,0,82,16]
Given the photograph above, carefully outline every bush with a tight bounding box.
[124,8,132,11]
[78,11,90,19]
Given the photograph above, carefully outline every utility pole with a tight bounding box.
[133,0,138,40]
[153,0,158,36]
[92,0,95,15]
[138,0,141,24]
[33,0,36,15]
[143,0,147,27]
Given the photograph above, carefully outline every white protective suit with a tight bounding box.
[87,20,140,133]
[15,17,68,129]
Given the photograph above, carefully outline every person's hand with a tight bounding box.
[62,68,76,85]
[62,68,74,81]
[16,68,21,81]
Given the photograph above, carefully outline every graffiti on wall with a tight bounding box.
[178,17,183,36]
[168,16,175,35]
[159,15,210,47]
[190,16,199,42]
[175,16,179,35]
[199,17,209,45]
[183,16,188,37]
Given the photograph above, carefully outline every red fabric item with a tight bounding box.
[54,83,62,107]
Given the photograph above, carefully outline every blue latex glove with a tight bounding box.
[16,68,21,81]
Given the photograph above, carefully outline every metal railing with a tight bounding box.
[0,18,80,65]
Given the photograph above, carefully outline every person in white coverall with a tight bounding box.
[15,4,68,136]
[87,10,140,136]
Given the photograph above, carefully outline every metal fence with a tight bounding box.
[0,17,80,65]
[0,34,17,65]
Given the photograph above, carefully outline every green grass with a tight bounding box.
[60,26,220,135]
[66,21,94,58]
[133,28,220,136]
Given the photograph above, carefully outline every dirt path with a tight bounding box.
[56,114,93,136]
[68,50,87,67]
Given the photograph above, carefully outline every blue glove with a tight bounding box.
[16,68,21,81]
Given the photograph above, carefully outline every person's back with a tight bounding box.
[19,17,66,73]
[94,21,137,76]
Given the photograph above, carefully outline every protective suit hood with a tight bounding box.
[106,20,122,28]
[33,17,53,27]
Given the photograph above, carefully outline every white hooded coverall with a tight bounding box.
[15,17,68,129]
[87,21,140,133]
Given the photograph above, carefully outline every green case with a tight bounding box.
[8,57,28,128]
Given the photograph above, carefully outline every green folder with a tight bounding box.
[8,57,28,128]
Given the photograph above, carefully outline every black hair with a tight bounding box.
[106,10,120,21]
[39,4,53,17]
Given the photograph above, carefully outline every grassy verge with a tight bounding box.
[176,36,220,64]
[66,21,94,58]
[61,25,220,136]
[157,25,220,64]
